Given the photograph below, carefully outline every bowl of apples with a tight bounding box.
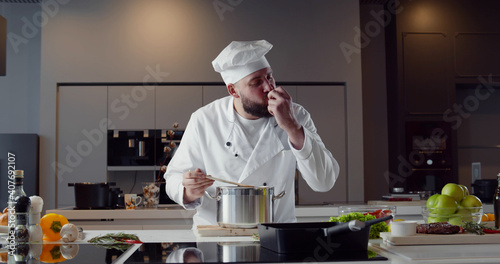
[422,206,483,225]
[421,183,484,225]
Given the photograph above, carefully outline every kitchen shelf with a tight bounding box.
[107,166,162,171]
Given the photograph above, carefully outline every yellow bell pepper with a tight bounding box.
[39,244,66,263]
[40,213,69,241]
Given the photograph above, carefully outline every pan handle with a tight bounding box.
[324,220,365,237]
[273,191,286,201]
[204,191,220,201]
[364,215,393,227]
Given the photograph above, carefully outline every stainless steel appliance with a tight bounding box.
[107,130,155,166]
[107,129,183,167]
[404,121,454,193]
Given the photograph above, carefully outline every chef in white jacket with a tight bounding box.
[164,40,339,229]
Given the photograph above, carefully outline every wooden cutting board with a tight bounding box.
[196,225,258,237]
[380,231,500,245]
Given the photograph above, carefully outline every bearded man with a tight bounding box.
[164,40,339,229]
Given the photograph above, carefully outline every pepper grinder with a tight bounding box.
[28,196,44,243]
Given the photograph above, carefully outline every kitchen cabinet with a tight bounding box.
[57,86,108,208]
[295,85,347,204]
[155,86,202,130]
[402,33,451,114]
[108,85,155,130]
[202,85,229,105]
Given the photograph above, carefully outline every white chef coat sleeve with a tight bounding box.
[289,106,340,192]
[164,112,204,209]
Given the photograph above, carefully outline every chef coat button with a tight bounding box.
[234,154,238,157]
[226,142,231,147]
[263,182,267,186]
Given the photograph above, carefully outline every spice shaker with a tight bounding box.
[29,196,44,243]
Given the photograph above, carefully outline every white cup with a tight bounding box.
[391,221,417,237]
[124,194,142,210]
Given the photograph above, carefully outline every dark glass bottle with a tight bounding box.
[8,170,28,245]
[13,196,31,244]
[8,170,27,219]
[494,173,500,229]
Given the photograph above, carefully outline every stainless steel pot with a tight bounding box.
[205,186,285,228]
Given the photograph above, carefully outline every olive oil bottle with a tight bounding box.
[494,173,500,229]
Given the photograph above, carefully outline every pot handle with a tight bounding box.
[68,183,75,187]
[204,191,220,201]
[273,191,286,201]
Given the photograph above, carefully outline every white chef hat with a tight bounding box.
[212,40,273,85]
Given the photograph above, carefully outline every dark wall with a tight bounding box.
[0,15,6,76]
[386,0,500,193]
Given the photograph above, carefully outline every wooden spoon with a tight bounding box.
[206,175,254,188]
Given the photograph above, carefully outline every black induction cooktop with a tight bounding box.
[7,242,387,263]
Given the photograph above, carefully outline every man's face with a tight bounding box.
[234,67,275,118]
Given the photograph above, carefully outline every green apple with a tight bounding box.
[432,194,458,215]
[448,216,464,226]
[428,216,448,223]
[426,194,440,209]
[441,183,465,202]
[460,195,483,212]
[459,184,469,196]
[448,208,473,225]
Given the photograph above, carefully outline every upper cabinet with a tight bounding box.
[107,85,227,130]
[108,86,155,130]
[403,33,451,114]
[155,86,203,130]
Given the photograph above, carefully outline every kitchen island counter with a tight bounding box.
[78,229,500,264]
